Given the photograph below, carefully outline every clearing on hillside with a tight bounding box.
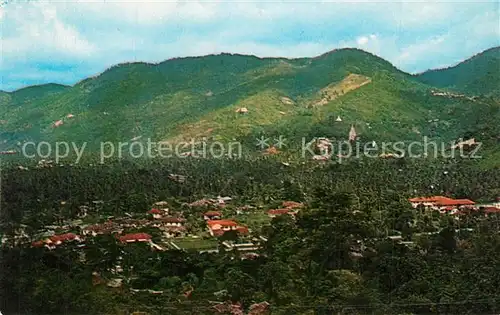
[312,73,372,107]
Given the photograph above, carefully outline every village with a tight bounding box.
[1,155,499,314]
[1,168,499,314]
[2,196,306,257]
[3,191,499,257]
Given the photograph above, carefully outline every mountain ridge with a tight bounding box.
[416,46,500,96]
[0,47,498,167]
[6,47,496,94]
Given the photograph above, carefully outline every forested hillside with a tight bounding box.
[1,48,498,163]
[416,47,500,96]
[1,158,500,314]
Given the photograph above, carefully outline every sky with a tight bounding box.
[1,0,499,91]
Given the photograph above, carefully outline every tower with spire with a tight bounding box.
[348,125,357,141]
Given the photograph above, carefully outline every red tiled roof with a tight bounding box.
[119,233,151,242]
[409,196,453,203]
[212,302,243,315]
[484,207,500,214]
[268,209,291,215]
[435,199,475,206]
[248,301,270,315]
[50,233,78,243]
[148,208,162,214]
[207,220,238,228]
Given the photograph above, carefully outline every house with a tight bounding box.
[483,206,500,215]
[49,233,80,245]
[222,241,259,252]
[435,199,475,207]
[236,205,255,215]
[32,232,81,249]
[163,226,187,238]
[168,173,186,183]
[148,208,163,219]
[409,196,454,208]
[217,196,232,206]
[267,208,296,218]
[53,120,64,127]
[494,197,500,208]
[162,217,186,227]
[441,206,460,215]
[83,221,118,236]
[212,302,243,315]
[451,138,477,150]
[119,233,152,243]
[235,107,249,114]
[188,198,213,207]
[153,201,169,213]
[409,196,475,212]
[248,301,270,315]
[204,211,222,220]
[264,146,279,155]
[316,137,332,155]
[207,220,248,237]
[107,278,123,288]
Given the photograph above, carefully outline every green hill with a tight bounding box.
[1,48,498,165]
[416,47,500,96]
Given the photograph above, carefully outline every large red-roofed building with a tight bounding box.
[207,220,249,237]
[119,233,152,243]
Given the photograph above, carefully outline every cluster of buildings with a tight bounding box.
[29,200,182,249]
[267,201,303,218]
[409,196,500,215]
[206,220,249,237]
[31,232,82,250]
[187,196,232,208]
[24,198,308,252]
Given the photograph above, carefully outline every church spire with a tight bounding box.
[349,125,357,141]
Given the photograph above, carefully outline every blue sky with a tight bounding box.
[1,0,499,91]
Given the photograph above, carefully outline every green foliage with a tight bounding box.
[1,158,500,314]
[417,47,500,96]
[1,48,498,165]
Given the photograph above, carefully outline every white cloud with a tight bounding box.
[395,36,448,68]
[357,36,369,45]
[356,34,378,46]
[1,2,96,62]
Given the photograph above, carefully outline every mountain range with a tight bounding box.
[1,47,499,165]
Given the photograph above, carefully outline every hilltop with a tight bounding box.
[416,47,500,96]
[0,48,498,165]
